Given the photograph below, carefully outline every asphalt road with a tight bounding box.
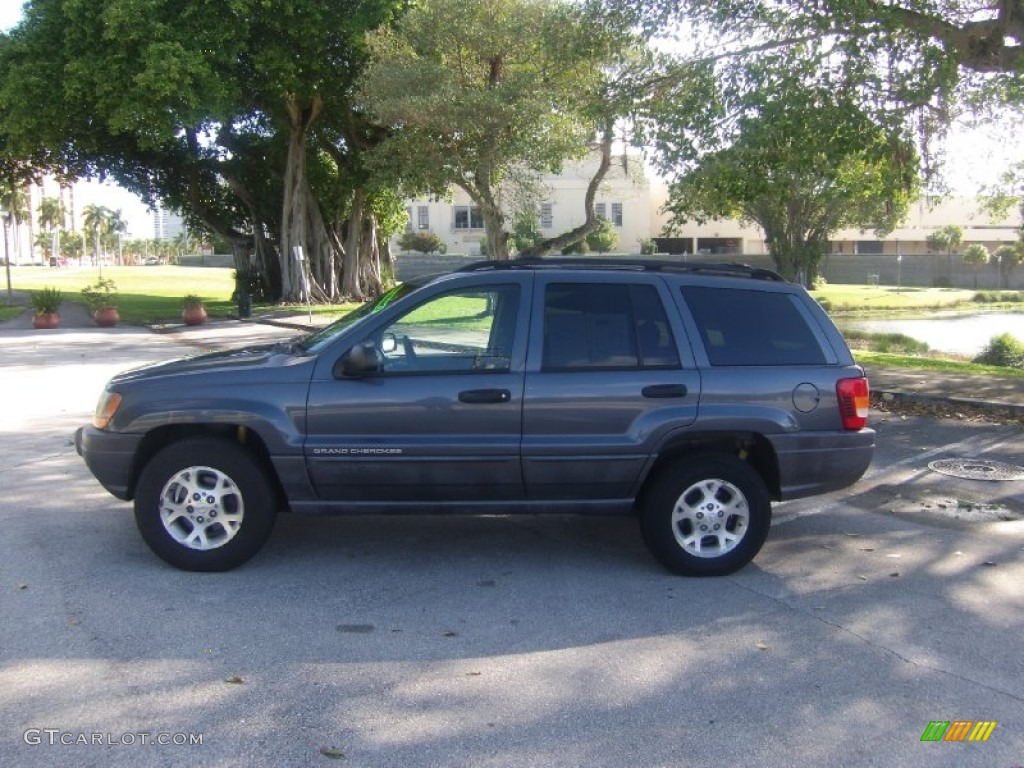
[1,323,1022,768]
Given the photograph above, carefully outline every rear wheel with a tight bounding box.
[134,437,277,571]
[641,454,770,576]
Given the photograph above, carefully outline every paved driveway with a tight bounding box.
[1,324,1022,767]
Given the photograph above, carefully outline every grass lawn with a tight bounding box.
[854,349,1024,378]
[9,265,237,324]
[6,265,362,325]
[0,304,25,322]
[810,284,982,313]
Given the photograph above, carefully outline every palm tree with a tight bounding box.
[108,208,127,265]
[38,196,64,264]
[0,180,29,266]
[962,243,990,289]
[82,203,112,266]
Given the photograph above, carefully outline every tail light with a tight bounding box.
[837,377,870,430]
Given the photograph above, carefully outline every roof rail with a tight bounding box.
[456,257,786,282]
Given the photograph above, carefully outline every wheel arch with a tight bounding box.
[128,424,284,504]
[639,431,781,504]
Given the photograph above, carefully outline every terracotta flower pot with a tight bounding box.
[32,312,61,329]
[94,306,120,327]
[182,305,207,326]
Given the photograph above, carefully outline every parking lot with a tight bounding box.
[1,322,1022,767]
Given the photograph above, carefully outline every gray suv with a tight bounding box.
[76,259,874,575]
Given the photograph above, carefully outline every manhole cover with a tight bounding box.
[927,458,1024,481]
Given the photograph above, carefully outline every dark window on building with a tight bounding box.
[611,202,623,227]
[855,240,884,255]
[454,206,484,230]
[543,283,680,371]
[680,287,826,366]
[540,202,553,229]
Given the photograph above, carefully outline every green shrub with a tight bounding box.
[842,329,929,355]
[973,333,1024,368]
[972,291,1023,303]
[30,286,63,314]
[80,277,118,312]
[639,238,657,256]
[810,274,828,290]
[561,238,590,255]
[585,218,618,253]
[398,230,447,254]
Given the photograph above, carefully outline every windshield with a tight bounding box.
[296,280,423,354]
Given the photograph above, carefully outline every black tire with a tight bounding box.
[640,454,770,576]
[134,437,278,572]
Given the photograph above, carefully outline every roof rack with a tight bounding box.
[456,257,786,282]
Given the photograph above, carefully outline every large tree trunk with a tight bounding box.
[519,124,615,258]
[341,189,365,299]
[279,94,341,303]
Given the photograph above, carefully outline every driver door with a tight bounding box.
[305,278,529,504]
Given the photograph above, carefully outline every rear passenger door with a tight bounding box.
[522,274,701,501]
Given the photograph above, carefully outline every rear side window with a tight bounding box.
[680,286,826,366]
[543,283,681,371]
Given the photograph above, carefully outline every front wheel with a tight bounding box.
[640,454,771,576]
[134,438,278,571]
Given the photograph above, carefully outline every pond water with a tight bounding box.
[842,312,1024,357]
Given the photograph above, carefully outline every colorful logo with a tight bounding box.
[920,721,997,742]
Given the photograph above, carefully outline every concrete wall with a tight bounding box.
[394,251,1024,290]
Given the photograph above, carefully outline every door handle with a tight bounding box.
[458,388,512,404]
[642,384,688,398]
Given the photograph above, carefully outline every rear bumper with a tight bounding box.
[75,426,142,501]
[770,428,875,500]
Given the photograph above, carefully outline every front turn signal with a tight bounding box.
[93,391,122,430]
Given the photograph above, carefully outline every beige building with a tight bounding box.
[400,154,654,256]
[401,156,1020,262]
[647,185,1021,258]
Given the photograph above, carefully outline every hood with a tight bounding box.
[109,342,310,385]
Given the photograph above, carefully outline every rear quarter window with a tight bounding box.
[680,286,827,366]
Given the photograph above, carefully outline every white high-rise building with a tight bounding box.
[152,205,185,241]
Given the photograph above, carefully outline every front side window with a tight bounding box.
[542,283,680,371]
[680,286,826,366]
[374,284,520,374]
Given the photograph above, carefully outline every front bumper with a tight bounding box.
[75,426,143,501]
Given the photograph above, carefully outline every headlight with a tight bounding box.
[92,390,123,429]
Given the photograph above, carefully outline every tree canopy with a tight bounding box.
[655,83,920,282]
[0,0,407,301]
[358,0,646,260]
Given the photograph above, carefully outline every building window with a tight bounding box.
[595,203,607,220]
[611,202,623,227]
[454,206,484,230]
[540,202,553,229]
[417,205,429,230]
[855,240,884,255]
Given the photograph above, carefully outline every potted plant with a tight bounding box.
[182,294,207,326]
[30,287,63,329]
[81,277,120,327]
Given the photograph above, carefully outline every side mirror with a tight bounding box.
[334,342,382,378]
